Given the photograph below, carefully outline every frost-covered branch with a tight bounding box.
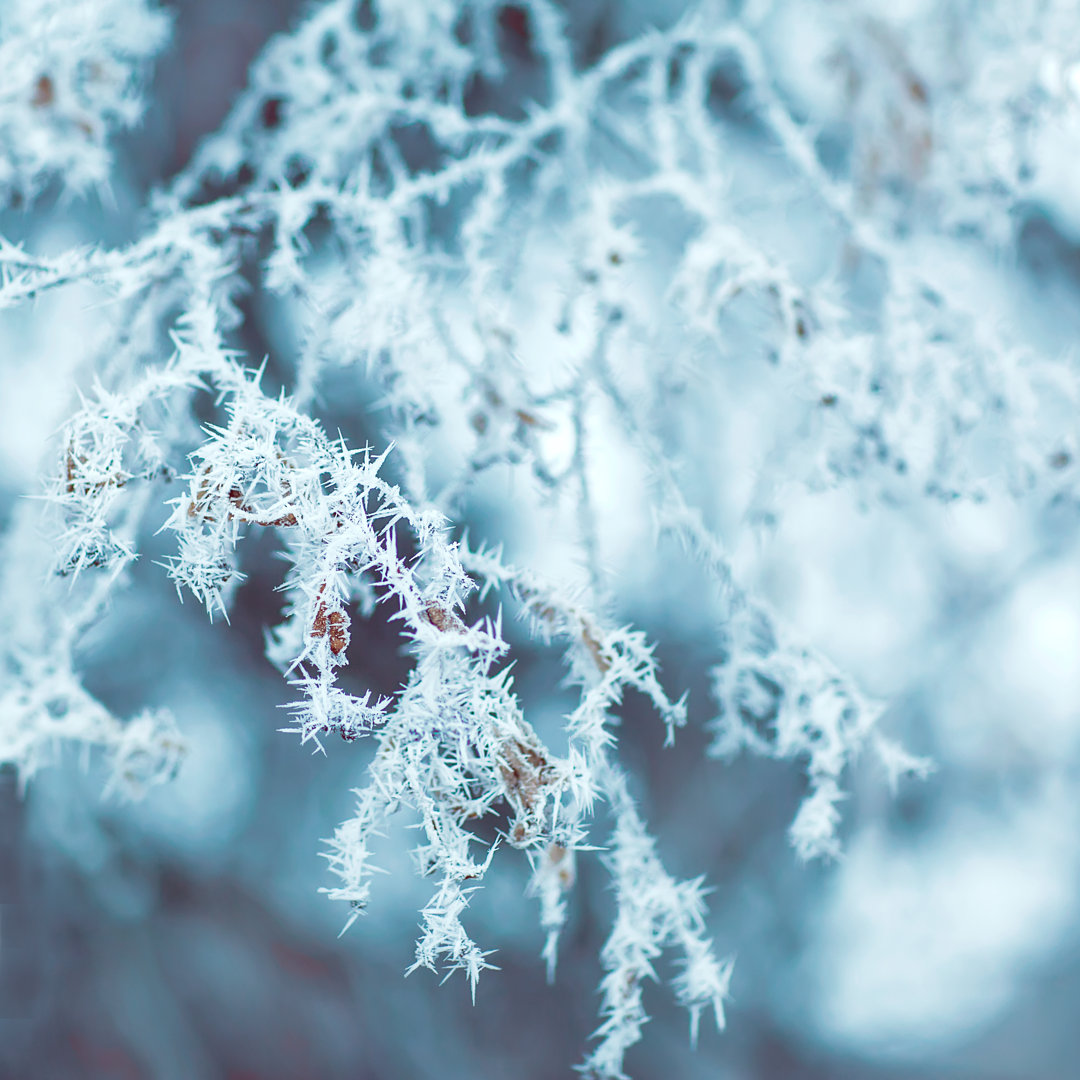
[10,0,1071,1073]
[0,0,170,202]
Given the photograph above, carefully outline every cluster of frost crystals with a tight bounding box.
[0,501,184,800]
[0,648,183,801]
[581,765,733,1080]
[0,0,170,202]
[0,5,922,1070]
[12,0,1079,1073]
[168,0,510,206]
[23,266,722,1074]
[709,601,900,861]
[319,532,717,1059]
[758,277,1080,509]
[761,0,1080,242]
[658,497,931,862]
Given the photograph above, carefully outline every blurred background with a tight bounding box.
[4,1,1080,1078]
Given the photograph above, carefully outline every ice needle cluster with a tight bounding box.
[6,0,1074,1073]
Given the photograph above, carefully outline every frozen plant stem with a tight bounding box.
[14,0,1061,1074]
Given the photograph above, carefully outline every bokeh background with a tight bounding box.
[4,1,1080,1078]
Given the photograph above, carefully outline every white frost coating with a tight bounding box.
[0,0,171,201]
[14,0,1080,1073]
